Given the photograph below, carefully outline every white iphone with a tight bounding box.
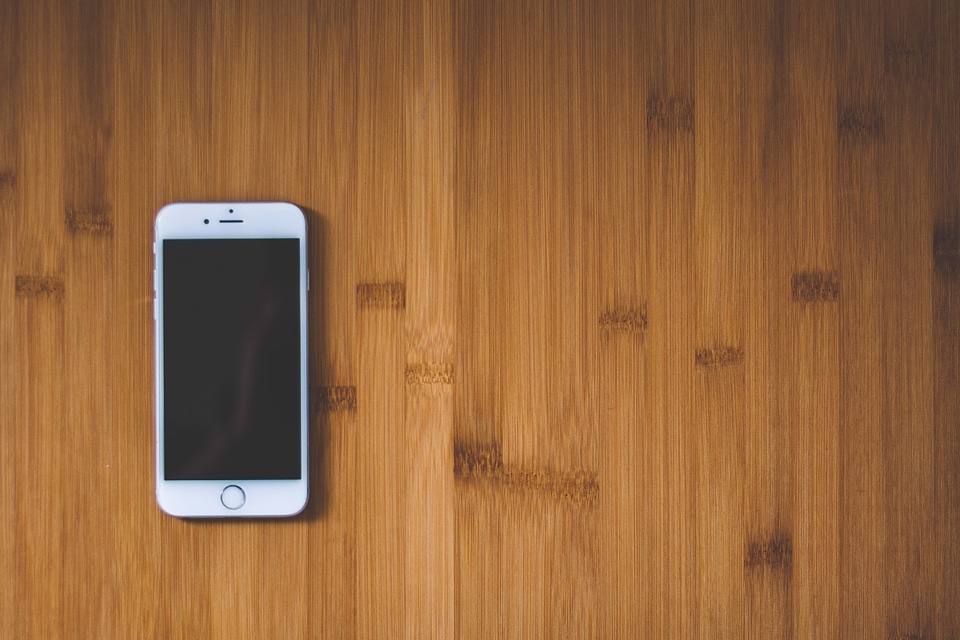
[154,202,309,517]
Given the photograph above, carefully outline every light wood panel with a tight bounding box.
[0,0,18,635]
[1,0,958,638]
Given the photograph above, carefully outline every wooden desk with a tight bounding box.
[2,0,958,637]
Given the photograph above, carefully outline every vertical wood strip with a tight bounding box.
[642,0,697,634]
[402,0,456,636]
[354,1,408,636]
[494,2,550,633]
[59,0,118,636]
[837,0,886,636]
[932,1,960,637]
[594,1,650,634]
[742,0,794,637]
[754,0,841,637]
[547,5,601,637]
[111,1,168,634]
[595,0,698,635]
[14,1,67,637]
[304,0,359,637]
[880,1,937,638]
[0,0,19,635]
[452,1,503,634]
[694,0,748,633]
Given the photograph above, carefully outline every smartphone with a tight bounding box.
[154,202,308,517]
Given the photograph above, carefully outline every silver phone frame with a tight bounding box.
[154,202,309,518]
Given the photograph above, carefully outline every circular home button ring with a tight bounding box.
[220,485,246,510]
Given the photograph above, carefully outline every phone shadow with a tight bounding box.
[297,205,332,523]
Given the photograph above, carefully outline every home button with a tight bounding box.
[221,485,245,510]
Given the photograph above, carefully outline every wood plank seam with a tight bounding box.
[0,169,14,191]
[405,363,454,386]
[453,441,599,507]
[885,41,931,79]
[934,223,960,279]
[599,308,648,335]
[792,270,841,302]
[356,281,406,308]
[311,385,358,413]
[745,531,793,573]
[838,105,884,139]
[694,345,744,368]
[65,205,113,235]
[646,94,694,133]
[14,275,64,298]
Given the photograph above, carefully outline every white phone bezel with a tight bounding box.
[154,202,309,518]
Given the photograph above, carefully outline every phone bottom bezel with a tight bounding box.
[156,479,308,518]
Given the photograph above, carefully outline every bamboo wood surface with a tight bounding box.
[1,0,959,637]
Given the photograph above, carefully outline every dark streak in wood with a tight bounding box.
[792,270,840,302]
[405,363,454,386]
[65,205,113,235]
[454,441,599,507]
[15,275,64,298]
[695,346,744,369]
[356,282,405,309]
[312,386,357,413]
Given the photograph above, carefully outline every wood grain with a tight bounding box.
[1,0,958,637]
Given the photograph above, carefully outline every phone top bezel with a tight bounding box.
[154,202,309,518]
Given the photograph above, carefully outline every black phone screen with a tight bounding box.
[162,238,302,480]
